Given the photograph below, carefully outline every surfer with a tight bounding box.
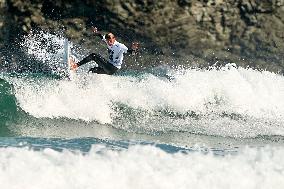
[69,27,139,75]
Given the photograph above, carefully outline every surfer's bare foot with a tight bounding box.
[69,58,78,70]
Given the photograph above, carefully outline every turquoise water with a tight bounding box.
[0,32,284,188]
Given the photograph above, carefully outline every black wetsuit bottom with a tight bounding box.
[77,53,118,75]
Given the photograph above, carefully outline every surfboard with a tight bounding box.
[63,39,76,80]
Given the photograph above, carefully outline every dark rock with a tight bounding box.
[0,0,284,73]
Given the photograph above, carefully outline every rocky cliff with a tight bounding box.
[1,0,284,72]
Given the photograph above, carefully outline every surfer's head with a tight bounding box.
[105,33,116,46]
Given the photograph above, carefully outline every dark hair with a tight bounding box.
[105,33,115,40]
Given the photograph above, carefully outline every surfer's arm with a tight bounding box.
[127,49,137,55]
[94,33,104,40]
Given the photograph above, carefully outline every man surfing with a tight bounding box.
[69,27,139,75]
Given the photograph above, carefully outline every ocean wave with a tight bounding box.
[1,31,284,139]
[2,65,283,138]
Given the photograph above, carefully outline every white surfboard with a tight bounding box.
[63,39,76,80]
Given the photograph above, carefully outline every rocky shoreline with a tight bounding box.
[0,0,284,73]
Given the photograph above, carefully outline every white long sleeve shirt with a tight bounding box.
[103,37,128,69]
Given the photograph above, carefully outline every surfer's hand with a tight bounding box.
[92,26,98,34]
[131,42,139,51]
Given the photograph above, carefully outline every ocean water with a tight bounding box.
[0,32,284,188]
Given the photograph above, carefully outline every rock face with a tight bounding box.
[1,0,284,72]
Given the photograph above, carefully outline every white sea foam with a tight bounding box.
[12,77,113,124]
[0,145,283,189]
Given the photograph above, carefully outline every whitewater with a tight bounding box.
[0,32,284,188]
